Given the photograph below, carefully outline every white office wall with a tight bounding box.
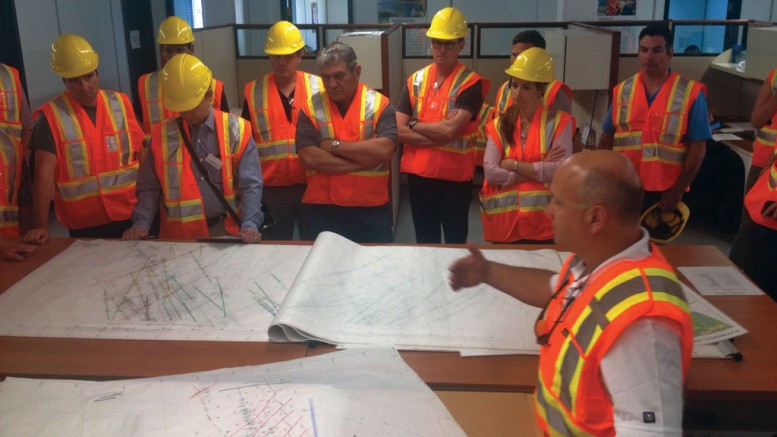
[328,0,349,23]
[16,0,131,111]
[202,0,236,26]
[740,0,777,22]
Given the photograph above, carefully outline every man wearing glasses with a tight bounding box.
[396,7,489,244]
[449,150,692,435]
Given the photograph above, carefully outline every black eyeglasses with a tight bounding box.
[431,39,460,50]
[534,276,575,345]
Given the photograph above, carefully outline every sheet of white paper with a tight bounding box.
[679,266,764,296]
[0,348,465,437]
[712,133,743,141]
[0,240,310,341]
[723,122,754,130]
[269,232,561,352]
[683,284,749,346]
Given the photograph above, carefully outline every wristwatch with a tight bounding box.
[408,119,418,130]
[331,139,340,154]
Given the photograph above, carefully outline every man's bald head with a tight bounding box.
[561,150,644,225]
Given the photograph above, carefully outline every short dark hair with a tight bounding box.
[317,41,358,72]
[639,25,673,50]
[512,30,546,49]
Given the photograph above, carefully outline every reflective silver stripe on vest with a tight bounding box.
[165,200,204,221]
[1,134,18,203]
[756,128,777,145]
[252,79,270,140]
[104,92,131,166]
[616,75,637,131]
[410,69,426,119]
[362,89,378,139]
[147,73,162,125]
[164,123,182,201]
[770,166,777,190]
[447,70,474,108]
[51,97,88,178]
[555,271,684,410]
[57,178,99,200]
[98,167,138,192]
[224,116,241,211]
[535,384,573,435]
[659,76,691,145]
[0,66,21,139]
[642,142,685,164]
[257,140,290,158]
[0,209,17,223]
[518,192,551,210]
[613,133,642,149]
[480,192,518,213]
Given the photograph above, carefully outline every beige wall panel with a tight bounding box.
[194,27,239,112]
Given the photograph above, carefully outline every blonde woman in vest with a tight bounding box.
[242,21,321,240]
[493,30,572,116]
[480,48,572,244]
[451,150,693,435]
[25,34,143,244]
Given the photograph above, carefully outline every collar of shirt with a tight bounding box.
[562,227,651,301]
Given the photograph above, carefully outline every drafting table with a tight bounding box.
[1,239,776,433]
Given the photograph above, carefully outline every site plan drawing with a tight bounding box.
[0,348,465,436]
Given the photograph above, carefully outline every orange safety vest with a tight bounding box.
[479,106,570,242]
[244,71,321,186]
[151,110,249,239]
[300,82,391,207]
[400,63,488,182]
[753,68,777,168]
[474,103,495,167]
[535,248,693,436]
[611,72,705,191]
[36,91,141,229]
[494,79,571,117]
[0,64,24,143]
[0,132,22,236]
[744,158,777,230]
[139,72,225,135]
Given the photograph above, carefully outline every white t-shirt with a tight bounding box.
[549,229,684,435]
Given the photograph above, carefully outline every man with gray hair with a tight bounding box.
[295,41,397,243]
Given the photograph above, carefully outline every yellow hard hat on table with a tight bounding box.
[506,47,554,83]
[157,16,195,45]
[161,54,212,112]
[50,34,99,78]
[265,20,305,55]
[640,201,691,244]
[426,7,468,40]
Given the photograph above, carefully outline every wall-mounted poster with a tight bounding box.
[598,0,636,17]
[378,0,426,23]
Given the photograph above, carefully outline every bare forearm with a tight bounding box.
[484,263,554,308]
[321,138,395,167]
[299,147,367,174]
[673,141,707,191]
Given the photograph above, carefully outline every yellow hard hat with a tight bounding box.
[265,20,305,55]
[506,47,554,83]
[161,54,212,112]
[50,34,99,79]
[426,7,468,40]
[640,201,691,244]
[157,16,195,45]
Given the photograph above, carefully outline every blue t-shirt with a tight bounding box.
[602,78,712,142]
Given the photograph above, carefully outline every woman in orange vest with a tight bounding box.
[480,48,573,243]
